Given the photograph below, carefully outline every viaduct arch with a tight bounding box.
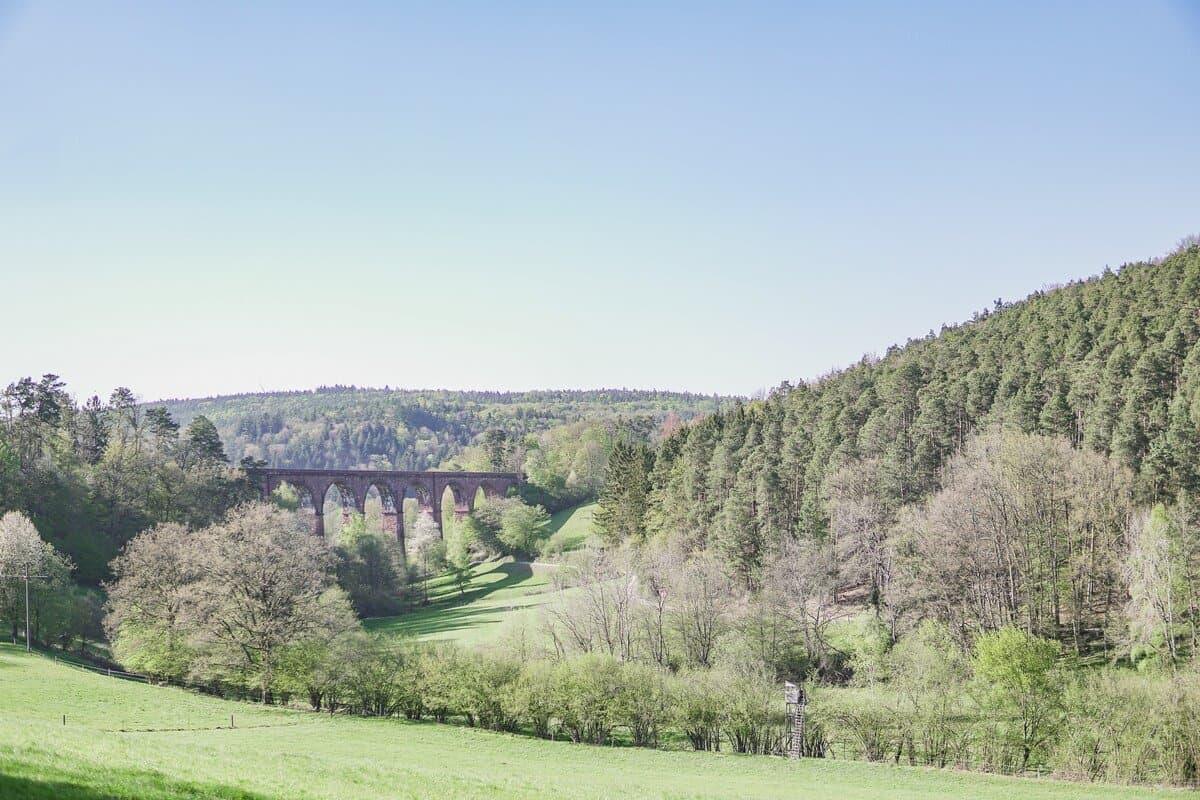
[259,468,523,552]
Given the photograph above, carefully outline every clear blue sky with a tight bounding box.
[2,2,1198,401]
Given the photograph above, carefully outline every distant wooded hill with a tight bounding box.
[158,389,727,471]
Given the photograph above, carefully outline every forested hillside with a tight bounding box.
[596,243,1200,661]
[0,383,720,583]
[160,388,721,471]
[643,244,1200,552]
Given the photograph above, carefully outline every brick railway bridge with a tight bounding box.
[259,468,523,549]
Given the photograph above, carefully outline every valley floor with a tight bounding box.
[364,503,599,646]
[0,645,1190,800]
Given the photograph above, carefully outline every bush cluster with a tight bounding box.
[277,637,789,754]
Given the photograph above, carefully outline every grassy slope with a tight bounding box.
[0,645,1183,800]
[365,503,597,646]
[544,502,598,553]
[364,559,556,646]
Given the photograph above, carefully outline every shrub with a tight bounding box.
[1053,669,1200,786]
[510,660,557,738]
[719,669,789,755]
[617,662,671,748]
[552,654,623,744]
[673,668,724,751]
[812,690,901,762]
[972,627,1063,771]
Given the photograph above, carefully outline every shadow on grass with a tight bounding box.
[0,769,278,800]
[427,561,535,609]
[381,604,518,638]
[367,561,538,638]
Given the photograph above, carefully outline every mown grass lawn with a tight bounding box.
[1,644,1186,800]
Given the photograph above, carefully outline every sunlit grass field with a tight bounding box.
[364,503,599,645]
[364,558,558,645]
[544,502,598,553]
[2,644,1185,800]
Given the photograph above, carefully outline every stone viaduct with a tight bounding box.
[259,468,523,551]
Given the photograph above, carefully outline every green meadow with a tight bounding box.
[544,502,598,553]
[1,644,1185,800]
[363,558,557,646]
[364,502,599,646]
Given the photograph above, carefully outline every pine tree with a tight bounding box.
[594,440,654,545]
[183,415,227,465]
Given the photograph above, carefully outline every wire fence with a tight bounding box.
[50,653,278,701]
[816,734,1056,779]
[47,654,329,734]
[52,655,149,683]
[39,652,1174,787]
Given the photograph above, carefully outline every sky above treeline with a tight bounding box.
[3,2,1199,401]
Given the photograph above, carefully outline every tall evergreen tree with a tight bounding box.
[594,440,654,546]
[183,415,227,465]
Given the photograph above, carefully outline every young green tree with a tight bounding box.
[334,514,406,616]
[972,627,1063,770]
[499,501,551,558]
[888,620,969,766]
[105,522,200,680]
[1124,504,1185,663]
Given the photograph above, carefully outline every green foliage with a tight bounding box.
[887,621,971,767]
[891,428,1134,651]
[0,511,75,646]
[674,667,726,751]
[0,379,718,581]
[334,514,408,616]
[1124,504,1191,664]
[1053,669,1200,786]
[717,667,791,755]
[182,415,227,465]
[160,388,722,476]
[827,616,892,687]
[270,481,302,510]
[0,379,258,582]
[551,653,625,744]
[812,691,901,763]
[446,531,474,596]
[106,503,359,700]
[972,627,1064,770]
[498,501,551,558]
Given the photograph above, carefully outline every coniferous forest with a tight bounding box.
[635,242,1200,610]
